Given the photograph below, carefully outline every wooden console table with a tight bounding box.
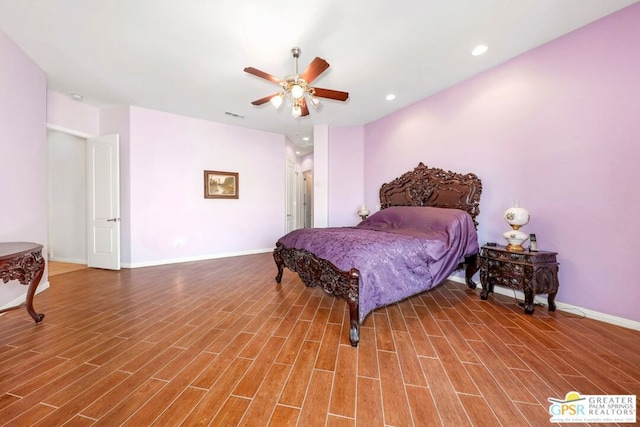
[0,242,45,322]
[479,245,559,314]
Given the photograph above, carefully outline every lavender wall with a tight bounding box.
[47,90,99,136]
[363,5,640,322]
[0,30,47,305]
[298,153,313,173]
[313,125,329,227]
[125,107,286,266]
[328,126,365,227]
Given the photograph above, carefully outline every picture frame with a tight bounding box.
[204,170,239,199]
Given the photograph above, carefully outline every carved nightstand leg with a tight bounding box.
[523,289,535,315]
[548,292,557,312]
[479,263,491,300]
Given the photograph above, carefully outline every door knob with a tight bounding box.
[107,218,120,222]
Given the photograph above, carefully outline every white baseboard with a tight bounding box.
[122,248,274,269]
[50,257,87,265]
[0,281,51,312]
[447,275,640,331]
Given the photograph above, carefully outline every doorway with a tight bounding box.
[286,159,297,233]
[303,170,313,228]
[47,129,121,270]
[47,129,87,266]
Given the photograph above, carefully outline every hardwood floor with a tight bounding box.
[1,253,638,426]
[48,261,87,277]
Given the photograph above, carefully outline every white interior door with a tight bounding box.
[286,159,296,233]
[87,134,120,270]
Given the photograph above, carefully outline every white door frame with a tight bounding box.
[46,125,122,270]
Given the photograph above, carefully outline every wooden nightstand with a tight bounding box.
[479,245,559,314]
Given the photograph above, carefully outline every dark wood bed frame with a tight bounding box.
[273,163,483,346]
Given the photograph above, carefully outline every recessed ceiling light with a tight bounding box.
[472,45,488,56]
[385,94,396,101]
[70,93,83,102]
[295,151,301,155]
[302,137,310,141]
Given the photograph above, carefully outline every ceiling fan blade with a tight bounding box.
[300,57,330,84]
[244,67,282,84]
[300,98,309,116]
[251,93,280,106]
[312,87,349,102]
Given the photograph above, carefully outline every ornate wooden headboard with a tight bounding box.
[379,163,483,228]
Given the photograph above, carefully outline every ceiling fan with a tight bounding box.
[244,47,349,118]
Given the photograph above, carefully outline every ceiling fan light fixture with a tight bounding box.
[292,103,302,118]
[245,47,349,119]
[291,83,305,99]
[309,96,321,109]
[270,93,284,109]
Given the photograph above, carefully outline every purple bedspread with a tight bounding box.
[277,206,478,323]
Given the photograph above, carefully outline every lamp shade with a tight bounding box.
[503,202,530,251]
[357,205,370,220]
[503,206,529,228]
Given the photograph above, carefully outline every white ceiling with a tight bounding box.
[1,0,637,153]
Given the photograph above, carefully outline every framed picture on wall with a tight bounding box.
[204,170,239,199]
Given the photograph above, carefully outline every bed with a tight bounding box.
[273,163,482,346]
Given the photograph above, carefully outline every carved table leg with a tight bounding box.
[548,292,557,312]
[464,254,479,289]
[0,246,46,323]
[26,260,45,323]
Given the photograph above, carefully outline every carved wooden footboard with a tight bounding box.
[274,242,480,347]
[273,242,361,346]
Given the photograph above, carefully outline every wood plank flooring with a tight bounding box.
[1,253,638,426]
[48,261,87,277]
